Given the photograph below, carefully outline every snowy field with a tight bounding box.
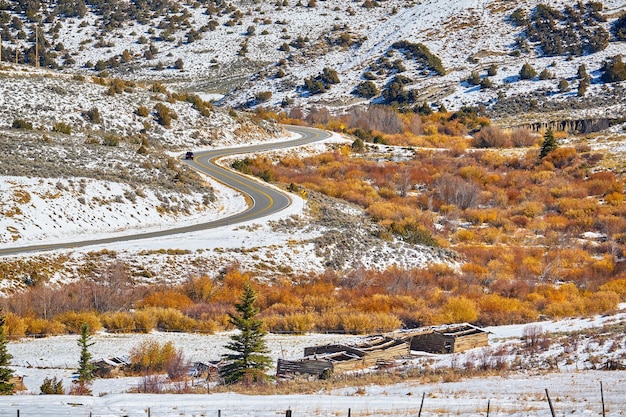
[1,309,625,416]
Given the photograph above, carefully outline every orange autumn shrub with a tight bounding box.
[477,294,539,326]
[138,290,195,310]
[599,278,626,300]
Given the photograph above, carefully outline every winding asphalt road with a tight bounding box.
[0,125,331,257]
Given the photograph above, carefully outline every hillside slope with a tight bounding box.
[1,0,624,120]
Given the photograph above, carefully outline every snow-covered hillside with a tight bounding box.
[2,0,624,119]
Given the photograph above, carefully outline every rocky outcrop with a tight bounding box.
[520,117,617,134]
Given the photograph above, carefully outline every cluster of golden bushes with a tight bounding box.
[3,267,625,338]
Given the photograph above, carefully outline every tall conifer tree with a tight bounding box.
[0,315,14,395]
[220,283,272,384]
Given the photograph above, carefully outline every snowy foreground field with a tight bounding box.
[1,309,626,417]
[1,371,625,417]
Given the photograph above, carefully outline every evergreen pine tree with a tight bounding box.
[0,315,14,395]
[73,323,95,395]
[539,129,558,159]
[220,283,272,385]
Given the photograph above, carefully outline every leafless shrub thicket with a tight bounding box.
[1,262,143,318]
[472,126,510,148]
[305,106,331,125]
[510,128,538,147]
[522,324,550,354]
[433,173,481,209]
[344,106,403,134]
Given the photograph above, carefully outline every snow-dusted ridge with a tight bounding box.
[2,0,625,118]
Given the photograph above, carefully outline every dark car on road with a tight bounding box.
[185,151,195,160]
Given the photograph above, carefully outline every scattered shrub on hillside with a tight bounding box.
[82,107,102,124]
[154,102,177,128]
[136,105,150,117]
[479,77,493,89]
[303,67,340,94]
[254,91,273,103]
[354,81,379,98]
[509,8,529,26]
[391,40,445,75]
[601,55,626,83]
[539,68,553,80]
[522,3,609,57]
[467,71,481,86]
[102,134,120,147]
[614,12,626,41]
[106,77,127,95]
[519,62,537,80]
[12,119,33,130]
[52,122,72,134]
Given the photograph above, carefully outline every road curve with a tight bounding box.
[0,125,331,257]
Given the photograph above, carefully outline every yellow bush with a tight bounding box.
[130,339,177,372]
[441,296,478,323]
[477,294,539,325]
[516,201,545,218]
[133,310,157,333]
[138,290,195,310]
[583,291,619,314]
[4,313,26,338]
[302,294,337,312]
[54,311,102,334]
[23,317,66,336]
[340,312,401,334]
[264,312,316,334]
[317,310,342,332]
[184,275,214,303]
[605,191,624,205]
[454,228,474,243]
[543,299,586,318]
[144,307,196,332]
[599,278,626,300]
[195,319,219,334]
[102,311,136,333]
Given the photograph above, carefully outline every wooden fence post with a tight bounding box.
[487,399,490,417]
[218,410,221,417]
[545,389,556,417]
[418,392,426,417]
[148,407,151,417]
[286,407,292,417]
[348,408,351,417]
[601,381,606,417]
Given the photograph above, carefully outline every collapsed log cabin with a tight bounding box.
[277,336,410,378]
[397,323,490,354]
[92,355,132,378]
[277,324,490,378]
